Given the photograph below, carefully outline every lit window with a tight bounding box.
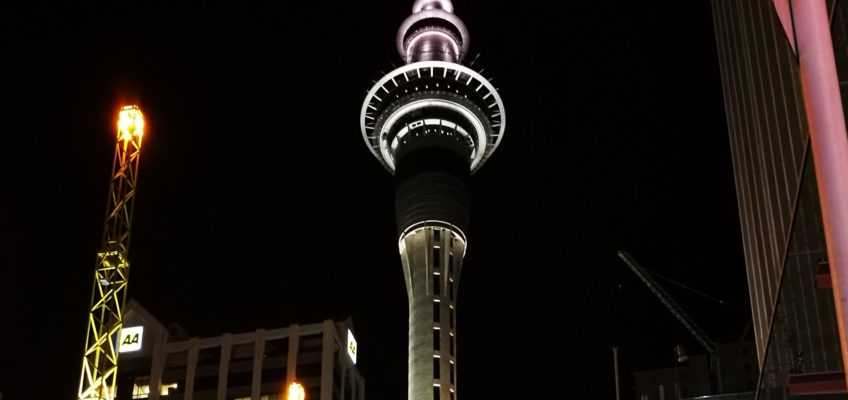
[160,383,178,395]
[131,382,178,399]
[132,383,149,399]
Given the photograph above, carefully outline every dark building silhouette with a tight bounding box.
[632,341,758,400]
[711,0,848,396]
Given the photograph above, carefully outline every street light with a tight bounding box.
[287,382,305,400]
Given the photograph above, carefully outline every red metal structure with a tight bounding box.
[774,0,848,391]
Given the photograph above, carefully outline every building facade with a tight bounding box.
[115,301,365,400]
[634,354,712,400]
[711,0,848,396]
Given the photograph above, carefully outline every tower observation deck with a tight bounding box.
[359,1,505,399]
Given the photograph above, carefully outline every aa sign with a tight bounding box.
[347,329,357,364]
[119,326,144,353]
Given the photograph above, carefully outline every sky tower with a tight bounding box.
[359,1,505,399]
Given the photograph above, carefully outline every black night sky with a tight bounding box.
[1,1,750,399]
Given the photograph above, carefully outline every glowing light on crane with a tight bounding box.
[117,106,144,142]
[287,382,306,400]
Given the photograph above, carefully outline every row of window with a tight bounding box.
[432,359,456,383]
[431,357,456,382]
[433,385,456,400]
[433,229,457,400]
[432,301,455,329]
[432,274,456,300]
[432,329,456,355]
[432,248,456,276]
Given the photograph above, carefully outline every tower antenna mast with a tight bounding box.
[78,105,145,400]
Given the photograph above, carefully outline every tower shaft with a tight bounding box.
[78,106,144,400]
[400,226,465,400]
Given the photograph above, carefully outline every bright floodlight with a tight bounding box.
[118,105,144,141]
[287,382,305,400]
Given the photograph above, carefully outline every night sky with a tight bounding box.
[1,1,750,399]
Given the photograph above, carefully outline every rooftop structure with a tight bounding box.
[115,300,365,400]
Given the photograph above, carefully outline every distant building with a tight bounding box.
[634,354,711,400]
[711,0,848,396]
[115,300,365,400]
[716,342,760,393]
[633,342,758,400]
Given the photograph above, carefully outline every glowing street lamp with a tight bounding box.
[287,382,305,400]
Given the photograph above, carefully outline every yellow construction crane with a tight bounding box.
[78,105,145,400]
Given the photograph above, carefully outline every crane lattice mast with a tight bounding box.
[78,106,145,400]
[617,250,717,354]
[617,250,724,393]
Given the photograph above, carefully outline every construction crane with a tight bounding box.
[616,250,723,394]
[78,106,145,400]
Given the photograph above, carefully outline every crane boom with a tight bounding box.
[616,250,717,355]
[78,106,145,400]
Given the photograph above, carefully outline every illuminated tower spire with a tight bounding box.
[359,2,505,399]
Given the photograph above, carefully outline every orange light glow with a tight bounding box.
[118,105,144,141]
[288,382,306,400]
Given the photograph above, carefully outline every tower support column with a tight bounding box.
[400,226,464,400]
[792,0,848,388]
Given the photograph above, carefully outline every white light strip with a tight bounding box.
[379,99,486,170]
[388,118,477,162]
[398,220,467,257]
[359,61,506,173]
